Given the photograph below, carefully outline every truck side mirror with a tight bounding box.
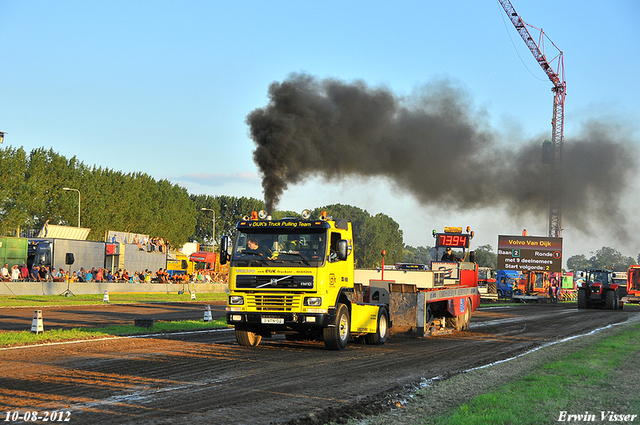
[219,235,229,265]
[337,240,349,261]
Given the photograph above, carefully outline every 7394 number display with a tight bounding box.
[437,234,469,248]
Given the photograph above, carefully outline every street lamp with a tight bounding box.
[201,208,216,248]
[63,187,81,227]
[0,132,7,143]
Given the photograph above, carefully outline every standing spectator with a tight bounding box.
[86,268,94,282]
[20,263,29,281]
[1,263,9,281]
[95,268,104,282]
[10,265,20,281]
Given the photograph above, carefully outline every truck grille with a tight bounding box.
[236,275,314,289]
[247,294,301,312]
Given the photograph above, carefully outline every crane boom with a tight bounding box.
[498,0,566,238]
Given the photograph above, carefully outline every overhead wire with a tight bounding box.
[496,0,547,83]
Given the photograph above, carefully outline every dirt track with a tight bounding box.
[1,302,638,424]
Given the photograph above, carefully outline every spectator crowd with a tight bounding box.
[0,262,226,284]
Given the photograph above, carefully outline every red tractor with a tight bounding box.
[577,269,622,310]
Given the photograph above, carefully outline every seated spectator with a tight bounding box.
[52,268,65,282]
[95,268,104,282]
[156,268,169,283]
[132,271,141,283]
[122,270,130,282]
[1,263,9,281]
[44,266,53,282]
[31,266,40,282]
[85,269,94,282]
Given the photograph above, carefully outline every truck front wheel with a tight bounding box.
[235,327,262,347]
[324,303,350,350]
[605,290,618,310]
[365,307,389,345]
[577,289,587,309]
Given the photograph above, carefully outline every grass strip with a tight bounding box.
[336,321,640,425]
[419,323,640,425]
[0,292,227,307]
[0,318,229,348]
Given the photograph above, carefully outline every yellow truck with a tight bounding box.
[222,210,480,350]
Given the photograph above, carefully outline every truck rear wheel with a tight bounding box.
[577,289,587,309]
[365,307,388,345]
[446,298,471,331]
[235,328,262,347]
[323,303,350,350]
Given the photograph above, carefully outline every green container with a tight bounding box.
[0,237,28,269]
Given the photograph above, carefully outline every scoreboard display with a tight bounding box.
[435,233,470,249]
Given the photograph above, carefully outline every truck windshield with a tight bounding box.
[588,271,609,284]
[231,229,327,267]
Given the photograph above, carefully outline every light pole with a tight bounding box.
[201,208,216,248]
[63,187,81,227]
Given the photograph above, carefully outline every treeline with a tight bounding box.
[0,147,410,268]
[0,147,194,246]
[4,147,637,272]
[566,247,639,272]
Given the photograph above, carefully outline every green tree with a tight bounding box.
[190,195,263,246]
[315,205,403,268]
[566,254,590,272]
[588,246,634,271]
[0,147,28,235]
[403,245,432,265]
[474,244,497,269]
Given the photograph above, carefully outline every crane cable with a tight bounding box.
[496,0,547,83]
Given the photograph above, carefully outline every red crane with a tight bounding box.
[498,0,566,238]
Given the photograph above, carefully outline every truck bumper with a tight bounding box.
[622,296,640,304]
[226,312,332,329]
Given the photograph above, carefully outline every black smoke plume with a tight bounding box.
[247,73,637,237]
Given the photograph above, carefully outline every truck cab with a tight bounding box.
[223,210,362,350]
[495,270,522,298]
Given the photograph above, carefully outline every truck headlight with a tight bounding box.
[229,296,244,305]
[304,297,322,306]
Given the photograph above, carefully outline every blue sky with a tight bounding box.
[1,1,639,262]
